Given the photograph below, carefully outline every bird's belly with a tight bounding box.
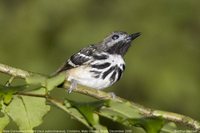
[67,66,111,89]
[66,54,125,90]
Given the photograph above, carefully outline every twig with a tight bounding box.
[0,63,200,131]
[0,63,31,78]
[151,110,200,131]
[70,85,200,130]
[5,76,15,86]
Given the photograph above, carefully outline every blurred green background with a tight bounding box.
[0,0,200,131]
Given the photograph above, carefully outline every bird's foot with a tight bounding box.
[68,79,77,93]
[108,92,116,99]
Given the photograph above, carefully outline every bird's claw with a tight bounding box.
[67,79,77,93]
[109,92,116,99]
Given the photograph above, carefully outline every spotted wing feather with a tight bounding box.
[55,45,96,74]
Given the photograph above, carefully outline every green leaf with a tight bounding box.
[46,72,66,91]
[66,100,108,130]
[3,91,13,105]
[26,72,65,91]
[25,74,47,86]
[99,100,165,132]
[63,100,92,129]
[161,122,177,133]
[0,85,26,106]
[108,100,142,118]
[0,115,10,132]
[99,100,142,123]
[5,89,50,132]
[133,117,164,133]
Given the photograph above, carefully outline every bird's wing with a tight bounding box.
[55,45,96,74]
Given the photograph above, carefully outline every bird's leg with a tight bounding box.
[68,79,77,93]
[108,92,116,99]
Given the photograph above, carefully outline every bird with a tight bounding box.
[55,31,141,93]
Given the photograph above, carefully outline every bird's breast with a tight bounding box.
[67,54,125,89]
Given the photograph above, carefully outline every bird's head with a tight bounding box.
[97,31,141,56]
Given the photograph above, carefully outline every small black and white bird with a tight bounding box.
[55,31,141,93]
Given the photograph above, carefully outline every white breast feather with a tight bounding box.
[67,54,125,89]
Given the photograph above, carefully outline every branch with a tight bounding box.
[68,85,200,130]
[0,63,200,131]
[0,63,31,78]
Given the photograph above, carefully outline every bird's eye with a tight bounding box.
[112,34,119,40]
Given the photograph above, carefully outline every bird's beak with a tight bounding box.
[129,32,141,40]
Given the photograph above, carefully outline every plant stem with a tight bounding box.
[71,85,200,130]
[1,63,200,131]
[0,63,30,78]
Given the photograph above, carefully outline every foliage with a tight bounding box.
[0,71,199,132]
[0,0,200,131]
